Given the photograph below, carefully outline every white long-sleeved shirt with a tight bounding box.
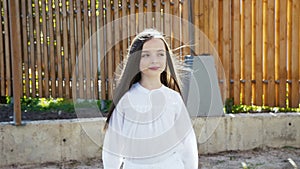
[102,83,198,169]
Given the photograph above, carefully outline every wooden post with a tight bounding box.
[8,0,22,125]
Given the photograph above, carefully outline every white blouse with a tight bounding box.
[102,83,198,169]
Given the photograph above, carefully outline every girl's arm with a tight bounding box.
[180,129,198,169]
[174,92,199,169]
[102,150,123,169]
[102,107,124,169]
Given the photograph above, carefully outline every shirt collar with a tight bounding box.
[134,82,164,94]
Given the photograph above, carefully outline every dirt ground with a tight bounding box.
[1,147,299,169]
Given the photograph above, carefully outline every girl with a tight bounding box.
[102,29,198,169]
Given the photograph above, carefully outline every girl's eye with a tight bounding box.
[142,54,149,58]
[158,53,165,57]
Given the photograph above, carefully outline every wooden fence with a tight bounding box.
[0,0,299,108]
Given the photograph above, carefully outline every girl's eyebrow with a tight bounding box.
[157,49,166,52]
[142,49,166,53]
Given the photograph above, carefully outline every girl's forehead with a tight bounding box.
[142,38,166,51]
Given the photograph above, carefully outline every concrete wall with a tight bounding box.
[195,113,300,154]
[0,113,299,167]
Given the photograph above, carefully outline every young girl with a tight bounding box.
[102,29,198,169]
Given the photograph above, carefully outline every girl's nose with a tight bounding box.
[150,55,159,63]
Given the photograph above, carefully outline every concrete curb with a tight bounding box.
[0,113,299,167]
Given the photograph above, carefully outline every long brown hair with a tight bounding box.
[104,29,183,130]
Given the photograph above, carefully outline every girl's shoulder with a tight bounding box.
[161,85,181,96]
[159,86,183,105]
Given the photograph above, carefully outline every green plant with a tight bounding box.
[21,97,75,113]
[225,98,234,114]
[6,96,12,104]
[224,99,300,114]
[20,97,113,114]
[98,100,112,113]
[241,162,248,169]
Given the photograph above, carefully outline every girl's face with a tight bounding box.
[139,38,167,79]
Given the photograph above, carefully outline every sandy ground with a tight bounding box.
[2,147,299,169]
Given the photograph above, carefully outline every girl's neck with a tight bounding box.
[139,77,162,90]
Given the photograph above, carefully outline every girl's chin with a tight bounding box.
[141,70,163,77]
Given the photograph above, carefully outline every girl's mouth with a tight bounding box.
[149,67,160,70]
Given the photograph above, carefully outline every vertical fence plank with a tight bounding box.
[218,0,223,66]
[155,0,161,31]
[98,0,106,99]
[83,0,91,99]
[122,0,128,61]
[274,0,281,105]
[218,0,225,100]
[252,0,256,104]
[213,0,219,53]
[4,0,11,96]
[274,0,280,106]
[278,0,287,107]
[262,0,268,105]
[69,0,76,99]
[172,0,180,50]
[223,0,231,100]
[194,0,200,55]
[208,0,215,55]
[240,0,245,104]
[62,0,70,98]
[91,0,98,99]
[255,0,263,105]
[76,0,83,98]
[64,2,69,98]
[243,0,252,105]
[290,0,299,107]
[170,1,174,49]
[232,0,241,105]
[164,1,171,45]
[267,0,275,106]
[35,0,42,97]
[55,0,63,97]
[106,0,113,100]
[146,0,152,28]
[41,0,49,98]
[28,0,36,97]
[287,0,292,107]
[114,0,120,73]
[182,0,189,57]
[130,0,136,41]
[21,0,29,97]
[0,0,4,96]
[48,0,56,97]
[203,0,209,53]
[200,0,205,54]
[138,0,144,32]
